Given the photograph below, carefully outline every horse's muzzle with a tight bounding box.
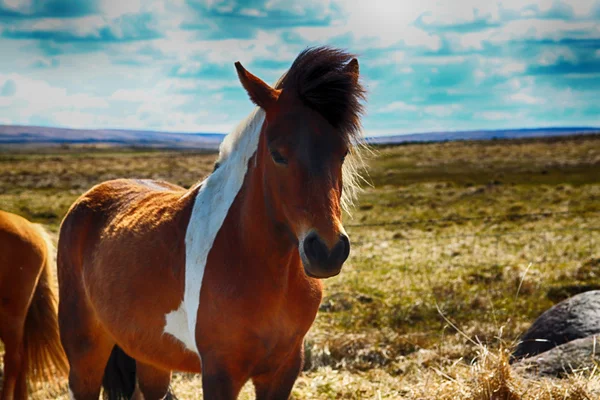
[300,231,350,279]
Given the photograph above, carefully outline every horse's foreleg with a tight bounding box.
[135,361,173,400]
[200,355,249,400]
[252,343,303,400]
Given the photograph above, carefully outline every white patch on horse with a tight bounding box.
[163,303,196,352]
[68,388,76,400]
[163,108,265,355]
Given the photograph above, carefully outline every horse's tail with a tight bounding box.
[102,346,178,400]
[23,224,68,385]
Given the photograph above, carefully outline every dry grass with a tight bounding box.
[1,134,600,399]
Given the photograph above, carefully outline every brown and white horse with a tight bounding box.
[57,47,366,400]
[0,210,68,400]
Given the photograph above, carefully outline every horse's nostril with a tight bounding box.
[304,232,328,263]
[330,234,350,264]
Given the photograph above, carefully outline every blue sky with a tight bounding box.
[0,0,599,136]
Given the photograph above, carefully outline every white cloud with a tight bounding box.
[458,31,487,50]
[111,88,151,102]
[538,47,577,65]
[475,57,528,79]
[505,76,535,90]
[474,69,486,82]
[379,102,463,117]
[370,51,405,66]
[451,18,600,51]
[499,62,526,75]
[0,73,109,125]
[153,30,295,66]
[239,8,266,17]
[4,13,160,41]
[475,111,516,121]
[296,23,441,50]
[293,0,442,50]
[568,0,600,17]
[99,0,176,19]
[399,0,599,28]
[265,0,333,16]
[2,0,33,13]
[509,92,545,104]
[100,0,142,18]
[413,55,467,65]
[490,19,600,43]
[378,101,418,113]
[424,104,462,117]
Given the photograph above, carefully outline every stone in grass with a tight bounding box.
[514,335,600,377]
[512,290,600,361]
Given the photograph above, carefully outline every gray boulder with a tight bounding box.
[514,335,600,377]
[512,290,600,360]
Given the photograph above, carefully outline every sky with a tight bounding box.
[0,0,599,136]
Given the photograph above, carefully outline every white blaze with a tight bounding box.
[163,108,265,354]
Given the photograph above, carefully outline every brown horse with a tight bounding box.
[0,210,68,400]
[57,46,365,400]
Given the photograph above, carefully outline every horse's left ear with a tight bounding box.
[235,62,280,110]
[344,58,359,84]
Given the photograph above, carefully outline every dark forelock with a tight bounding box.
[276,46,366,143]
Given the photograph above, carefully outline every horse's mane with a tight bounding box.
[218,46,367,212]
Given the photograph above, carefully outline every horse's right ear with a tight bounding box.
[344,58,359,85]
[235,62,280,110]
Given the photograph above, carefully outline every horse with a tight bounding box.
[57,46,366,400]
[0,210,68,400]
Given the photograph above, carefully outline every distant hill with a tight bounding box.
[0,125,225,150]
[0,124,598,149]
[367,127,600,145]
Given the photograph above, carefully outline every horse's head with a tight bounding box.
[235,47,365,279]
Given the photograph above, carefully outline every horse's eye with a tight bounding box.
[341,150,349,162]
[270,150,288,165]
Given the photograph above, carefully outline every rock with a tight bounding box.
[514,336,600,377]
[512,290,600,360]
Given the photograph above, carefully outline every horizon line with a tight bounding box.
[1,123,599,139]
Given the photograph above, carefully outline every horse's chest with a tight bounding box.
[238,304,309,371]
[195,281,319,356]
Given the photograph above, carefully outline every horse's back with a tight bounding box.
[58,178,190,282]
[62,177,184,230]
[63,178,186,216]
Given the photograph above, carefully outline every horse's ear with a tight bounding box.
[235,62,280,110]
[344,58,359,84]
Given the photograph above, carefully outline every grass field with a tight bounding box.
[1,134,600,399]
